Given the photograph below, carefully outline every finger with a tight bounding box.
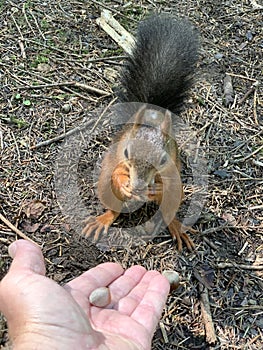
[65,262,124,296]
[89,272,170,350]
[116,270,162,315]
[8,240,46,276]
[130,273,170,334]
[107,265,147,308]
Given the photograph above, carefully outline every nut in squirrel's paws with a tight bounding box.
[120,183,132,199]
[168,219,198,251]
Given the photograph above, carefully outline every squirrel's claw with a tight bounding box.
[120,184,132,198]
[82,217,108,241]
[82,210,119,241]
[168,219,198,251]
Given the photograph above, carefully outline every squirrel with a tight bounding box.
[82,14,199,251]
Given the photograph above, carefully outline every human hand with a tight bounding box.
[0,240,170,350]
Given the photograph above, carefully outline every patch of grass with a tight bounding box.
[40,19,49,29]
[0,115,29,129]
[30,54,49,68]
[101,48,123,57]
[52,94,70,100]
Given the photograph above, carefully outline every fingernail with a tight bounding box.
[8,241,18,258]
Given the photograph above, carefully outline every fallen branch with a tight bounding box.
[96,10,135,55]
[199,283,217,345]
[31,120,93,149]
[0,212,39,246]
[16,81,111,96]
[217,262,263,270]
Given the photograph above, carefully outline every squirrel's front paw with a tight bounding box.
[112,173,132,200]
[120,182,132,198]
[82,216,107,241]
[82,210,119,241]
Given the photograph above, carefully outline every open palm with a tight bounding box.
[0,240,169,350]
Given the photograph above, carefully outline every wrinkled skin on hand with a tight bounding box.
[0,240,170,350]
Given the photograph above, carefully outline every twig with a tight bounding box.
[22,3,36,36]
[248,204,263,210]
[159,321,169,343]
[200,224,233,236]
[31,120,93,149]
[229,129,263,153]
[203,237,218,250]
[0,130,3,149]
[253,88,258,124]
[233,144,263,163]
[90,97,118,133]
[23,38,82,58]
[0,213,39,246]
[11,13,24,39]
[28,8,46,41]
[229,305,263,310]
[11,13,26,59]
[18,40,27,59]
[89,0,137,22]
[86,55,126,63]
[238,241,249,255]
[226,72,257,82]
[217,262,263,270]
[16,81,111,96]
[198,283,217,345]
[238,81,259,105]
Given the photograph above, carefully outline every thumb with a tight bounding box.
[7,239,46,276]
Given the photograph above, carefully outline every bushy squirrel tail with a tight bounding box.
[119,14,199,112]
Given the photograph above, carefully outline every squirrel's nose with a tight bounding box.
[133,179,147,194]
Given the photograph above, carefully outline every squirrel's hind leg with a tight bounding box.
[168,219,198,251]
[82,210,120,241]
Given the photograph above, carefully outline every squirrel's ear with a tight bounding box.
[161,110,172,135]
[133,104,147,125]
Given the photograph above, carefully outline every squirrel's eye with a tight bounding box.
[124,148,129,159]
[160,152,168,166]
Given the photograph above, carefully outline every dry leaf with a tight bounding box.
[222,212,237,226]
[23,200,46,219]
[21,221,40,233]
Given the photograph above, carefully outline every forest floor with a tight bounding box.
[0,1,262,349]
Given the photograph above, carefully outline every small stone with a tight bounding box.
[181,296,192,306]
[89,287,111,307]
[215,53,223,60]
[214,169,230,179]
[37,63,51,72]
[255,318,263,328]
[62,104,71,113]
[246,31,253,41]
[162,270,180,290]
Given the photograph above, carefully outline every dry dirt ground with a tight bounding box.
[0,0,262,349]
